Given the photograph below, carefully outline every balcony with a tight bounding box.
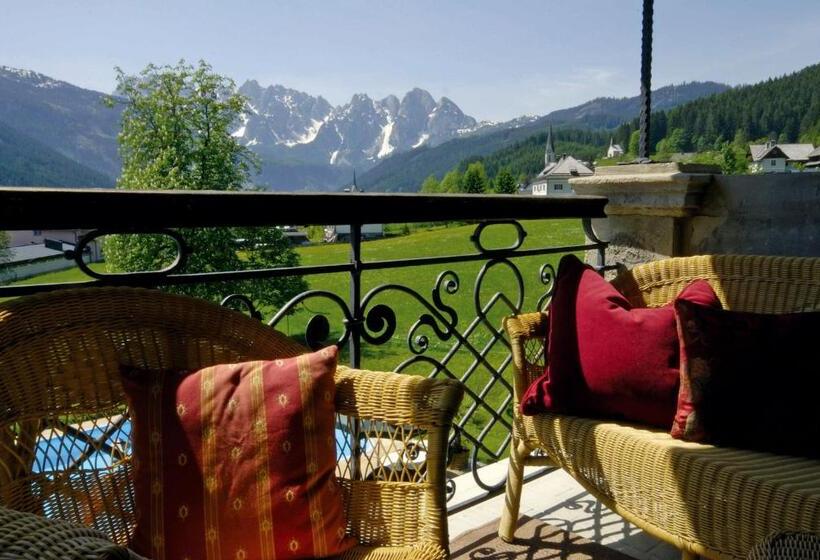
[1,172,818,559]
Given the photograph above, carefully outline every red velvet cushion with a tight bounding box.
[672,300,820,458]
[121,346,355,559]
[520,255,721,427]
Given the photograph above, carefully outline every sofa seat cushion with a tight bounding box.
[520,412,820,560]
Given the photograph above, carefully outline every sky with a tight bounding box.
[3,0,820,121]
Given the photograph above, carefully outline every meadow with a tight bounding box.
[4,219,584,465]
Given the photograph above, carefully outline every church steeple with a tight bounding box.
[544,125,557,165]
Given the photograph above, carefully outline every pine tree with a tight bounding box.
[104,60,307,309]
[494,168,517,194]
[462,162,488,194]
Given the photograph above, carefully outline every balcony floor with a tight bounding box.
[447,461,679,560]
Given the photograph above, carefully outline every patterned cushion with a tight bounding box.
[121,346,354,559]
[673,300,820,458]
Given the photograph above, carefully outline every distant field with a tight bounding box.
[3,220,583,462]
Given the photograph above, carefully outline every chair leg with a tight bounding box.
[498,437,530,543]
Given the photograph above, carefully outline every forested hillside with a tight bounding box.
[0,121,113,187]
[613,63,820,152]
[459,128,608,180]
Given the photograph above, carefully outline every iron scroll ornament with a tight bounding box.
[68,229,191,282]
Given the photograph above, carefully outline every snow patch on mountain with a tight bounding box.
[234,80,480,169]
[412,133,429,148]
[377,120,395,158]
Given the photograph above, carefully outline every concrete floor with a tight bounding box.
[447,460,680,560]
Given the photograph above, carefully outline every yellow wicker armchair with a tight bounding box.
[499,255,820,560]
[0,287,463,560]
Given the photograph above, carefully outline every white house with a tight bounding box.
[805,146,820,172]
[606,137,625,158]
[0,242,93,283]
[749,141,815,173]
[530,127,594,196]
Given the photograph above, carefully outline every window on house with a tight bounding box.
[771,159,776,166]
[554,184,563,190]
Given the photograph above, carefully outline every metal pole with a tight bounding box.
[348,223,363,480]
[638,0,654,161]
[348,223,362,368]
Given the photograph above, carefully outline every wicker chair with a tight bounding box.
[498,255,820,560]
[0,287,463,560]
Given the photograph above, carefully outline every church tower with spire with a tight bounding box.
[530,123,593,197]
[544,125,557,166]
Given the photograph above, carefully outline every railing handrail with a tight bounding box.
[0,187,607,230]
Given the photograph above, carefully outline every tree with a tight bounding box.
[494,168,517,194]
[440,170,463,193]
[0,230,11,268]
[627,130,640,156]
[420,175,441,193]
[462,162,488,194]
[720,143,747,175]
[104,60,307,309]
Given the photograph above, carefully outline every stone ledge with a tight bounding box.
[570,162,720,217]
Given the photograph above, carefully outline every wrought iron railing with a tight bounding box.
[0,187,608,506]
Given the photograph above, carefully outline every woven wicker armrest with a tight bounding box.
[503,311,549,399]
[334,366,464,428]
[0,505,146,560]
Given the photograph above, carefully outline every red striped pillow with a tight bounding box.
[121,346,354,559]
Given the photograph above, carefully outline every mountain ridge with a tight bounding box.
[357,81,730,192]
[0,65,730,191]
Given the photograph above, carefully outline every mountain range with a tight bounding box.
[356,81,731,191]
[0,65,729,190]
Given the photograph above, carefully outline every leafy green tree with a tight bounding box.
[420,175,441,193]
[440,170,463,193]
[627,130,640,156]
[494,167,517,194]
[462,161,488,194]
[104,60,307,309]
[720,143,748,175]
[0,230,11,267]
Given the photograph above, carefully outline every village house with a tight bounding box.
[530,126,594,196]
[805,146,820,171]
[748,140,815,173]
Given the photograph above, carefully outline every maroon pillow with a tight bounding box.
[672,300,820,458]
[520,255,721,427]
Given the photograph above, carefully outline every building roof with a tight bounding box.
[533,155,593,181]
[808,146,820,159]
[7,243,64,264]
[749,143,815,162]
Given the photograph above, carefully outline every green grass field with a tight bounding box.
[3,220,583,462]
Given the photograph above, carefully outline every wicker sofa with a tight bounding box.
[0,287,464,560]
[499,255,820,560]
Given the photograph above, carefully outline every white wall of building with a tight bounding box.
[749,158,804,173]
[0,255,90,283]
[531,178,576,197]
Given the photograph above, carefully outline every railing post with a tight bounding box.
[348,223,363,480]
[348,223,363,368]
